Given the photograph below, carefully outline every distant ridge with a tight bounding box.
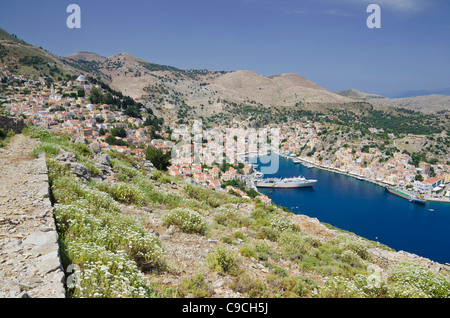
[390,88,450,99]
[336,89,450,114]
[335,89,387,101]
[66,51,106,62]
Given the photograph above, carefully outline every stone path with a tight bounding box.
[0,134,65,298]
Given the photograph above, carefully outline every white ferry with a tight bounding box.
[255,175,317,188]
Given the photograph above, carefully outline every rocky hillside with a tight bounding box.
[336,89,450,114]
[0,28,78,81]
[63,50,355,121]
[6,125,447,298]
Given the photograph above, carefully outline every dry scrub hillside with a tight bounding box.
[23,126,450,298]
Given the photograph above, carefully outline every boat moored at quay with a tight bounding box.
[255,175,318,188]
[386,187,427,205]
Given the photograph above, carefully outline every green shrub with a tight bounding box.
[278,231,309,261]
[181,272,213,298]
[231,274,268,297]
[32,142,60,157]
[46,158,73,183]
[272,266,289,277]
[162,208,208,235]
[207,246,240,276]
[221,236,234,245]
[239,246,257,259]
[294,276,319,297]
[337,236,371,261]
[98,182,145,205]
[70,142,93,159]
[256,226,280,242]
[111,159,141,178]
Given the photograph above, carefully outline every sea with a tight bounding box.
[253,154,450,264]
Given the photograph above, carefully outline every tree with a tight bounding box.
[415,174,424,182]
[89,89,103,104]
[105,135,128,147]
[111,126,127,138]
[145,146,170,171]
[77,89,85,98]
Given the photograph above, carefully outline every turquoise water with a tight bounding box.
[254,155,450,264]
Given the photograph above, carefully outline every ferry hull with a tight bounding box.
[256,181,317,188]
[386,187,426,205]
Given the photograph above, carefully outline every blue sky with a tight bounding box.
[1,0,449,96]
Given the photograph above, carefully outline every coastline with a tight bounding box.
[281,153,450,204]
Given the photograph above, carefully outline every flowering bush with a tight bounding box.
[269,214,299,233]
[67,242,155,298]
[163,208,208,234]
[100,182,146,206]
[336,235,371,261]
[213,205,242,227]
[387,263,450,298]
[123,229,166,271]
[318,276,368,298]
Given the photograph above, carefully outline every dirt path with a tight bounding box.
[0,134,65,298]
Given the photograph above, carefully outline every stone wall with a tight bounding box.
[0,136,66,298]
[0,115,25,134]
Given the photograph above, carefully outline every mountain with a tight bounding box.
[0,27,79,80]
[336,88,450,114]
[63,51,354,121]
[6,26,446,123]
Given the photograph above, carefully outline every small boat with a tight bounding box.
[409,195,427,205]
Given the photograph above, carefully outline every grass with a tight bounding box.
[0,128,15,148]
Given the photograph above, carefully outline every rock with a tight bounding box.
[55,150,77,163]
[0,115,24,134]
[22,231,58,247]
[140,160,155,173]
[70,136,88,145]
[94,153,111,167]
[36,186,49,199]
[67,162,91,181]
[31,241,59,257]
[89,141,102,154]
[37,251,61,275]
[166,225,176,235]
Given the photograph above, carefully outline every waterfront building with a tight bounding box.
[414,177,444,194]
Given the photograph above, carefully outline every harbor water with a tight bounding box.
[254,154,450,264]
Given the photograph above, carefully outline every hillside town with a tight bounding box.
[1,72,449,203]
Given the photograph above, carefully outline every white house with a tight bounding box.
[414,177,443,194]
